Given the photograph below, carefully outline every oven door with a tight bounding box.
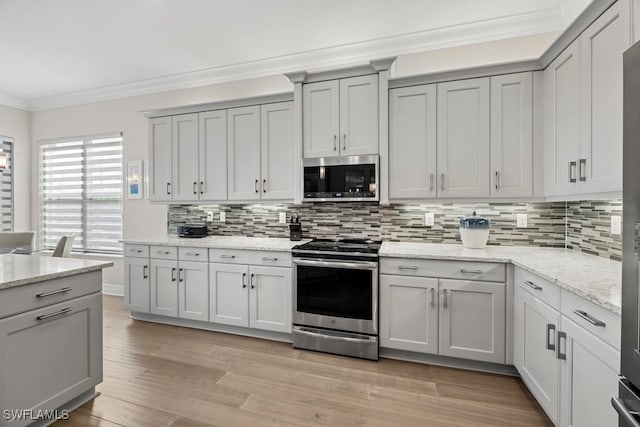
[293,257,378,335]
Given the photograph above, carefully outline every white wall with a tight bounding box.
[0,104,31,231]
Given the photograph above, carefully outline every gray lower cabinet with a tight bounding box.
[124,257,149,313]
[0,292,102,427]
[209,263,249,327]
[150,259,179,317]
[380,259,506,364]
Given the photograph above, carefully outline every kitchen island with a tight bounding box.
[0,254,112,427]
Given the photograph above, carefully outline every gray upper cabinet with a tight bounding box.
[437,78,491,198]
[149,116,173,201]
[389,84,437,199]
[490,72,533,198]
[579,0,629,194]
[227,106,262,200]
[303,75,378,158]
[171,113,199,201]
[199,110,228,200]
[260,102,294,200]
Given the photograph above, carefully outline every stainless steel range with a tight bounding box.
[291,239,381,360]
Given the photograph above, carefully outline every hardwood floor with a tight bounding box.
[55,295,552,427]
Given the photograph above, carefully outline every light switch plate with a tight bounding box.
[279,212,286,224]
[219,212,226,223]
[206,211,214,222]
[611,215,621,235]
[424,212,434,227]
[516,214,528,228]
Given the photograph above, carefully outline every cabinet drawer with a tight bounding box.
[380,258,505,282]
[0,270,102,319]
[150,245,178,260]
[560,289,620,350]
[515,268,560,310]
[209,248,291,267]
[178,247,208,262]
[123,244,149,258]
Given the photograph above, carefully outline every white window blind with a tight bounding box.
[39,135,123,254]
[0,139,13,232]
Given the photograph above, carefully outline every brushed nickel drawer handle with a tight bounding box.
[460,269,483,274]
[524,280,542,291]
[546,323,556,351]
[262,257,278,261]
[557,331,567,360]
[158,250,171,255]
[573,309,606,327]
[184,252,200,256]
[37,307,72,321]
[128,248,143,253]
[398,265,418,270]
[36,287,72,298]
[220,254,235,259]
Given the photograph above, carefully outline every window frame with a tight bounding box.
[0,136,14,232]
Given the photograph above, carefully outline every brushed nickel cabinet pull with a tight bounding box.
[184,252,200,256]
[557,331,567,360]
[143,265,148,279]
[37,307,72,321]
[166,182,171,195]
[263,179,267,193]
[524,280,542,291]
[441,173,445,191]
[443,289,448,309]
[429,173,434,191]
[254,179,259,193]
[178,268,184,282]
[398,265,418,270]
[568,161,577,183]
[333,135,337,151]
[460,269,483,274]
[262,257,278,261]
[250,273,255,289]
[242,273,247,288]
[193,182,197,195]
[343,134,347,150]
[430,288,435,308]
[200,181,204,194]
[171,267,176,282]
[220,254,235,259]
[36,287,72,298]
[579,159,587,182]
[546,323,556,351]
[495,171,500,189]
[573,309,606,327]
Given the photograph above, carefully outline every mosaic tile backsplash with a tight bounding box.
[168,200,623,260]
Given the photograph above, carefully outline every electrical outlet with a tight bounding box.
[516,214,528,228]
[424,212,434,227]
[206,211,214,222]
[611,215,621,235]
[279,212,286,224]
[219,212,226,223]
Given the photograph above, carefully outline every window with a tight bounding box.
[39,135,123,254]
[0,138,13,232]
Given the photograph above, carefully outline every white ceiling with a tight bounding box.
[0,0,590,110]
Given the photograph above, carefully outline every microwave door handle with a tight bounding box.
[293,258,378,270]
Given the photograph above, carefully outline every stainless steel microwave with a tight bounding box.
[302,155,379,202]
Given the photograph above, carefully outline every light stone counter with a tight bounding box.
[0,254,114,289]
[122,236,310,252]
[380,242,621,314]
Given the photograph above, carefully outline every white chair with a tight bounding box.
[52,235,75,257]
[0,231,36,253]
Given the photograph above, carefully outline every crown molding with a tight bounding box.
[18,7,563,112]
[0,92,29,111]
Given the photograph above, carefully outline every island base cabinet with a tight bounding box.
[514,287,561,425]
[438,279,505,364]
[249,266,291,333]
[124,257,150,313]
[559,317,619,427]
[380,274,438,354]
[0,293,102,427]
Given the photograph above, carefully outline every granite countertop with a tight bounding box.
[380,242,621,314]
[122,236,310,252]
[0,254,114,289]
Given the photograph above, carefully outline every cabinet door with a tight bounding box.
[248,265,291,333]
[260,102,294,200]
[559,317,620,427]
[0,293,102,426]
[178,261,209,322]
[124,257,149,313]
[514,286,561,425]
[150,259,178,317]
[227,106,261,200]
[437,78,490,198]
[380,274,438,354]
[544,41,581,197]
[209,263,249,327]
[339,74,379,155]
[389,84,437,199]
[149,116,173,201]
[303,80,340,158]
[171,113,199,201]
[198,110,227,200]
[438,279,505,363]
[579,1,629,194]
[490,73,533,198]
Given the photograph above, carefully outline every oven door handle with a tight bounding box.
[293,258,378,270]
[295,328,377,343]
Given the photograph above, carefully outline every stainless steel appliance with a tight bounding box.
[302,155,379,202]
[177,224,207,238]
[292,239,381,360]
[616,39,640,425]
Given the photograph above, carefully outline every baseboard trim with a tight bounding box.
[102,283,124,296]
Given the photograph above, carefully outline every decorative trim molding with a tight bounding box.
[0,92,30,111]
[19,8,562,112]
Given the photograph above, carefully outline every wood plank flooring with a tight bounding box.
[54,295,552,427]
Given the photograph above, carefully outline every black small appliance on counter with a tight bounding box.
[289,215,302,241]
[177,224,207,238]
